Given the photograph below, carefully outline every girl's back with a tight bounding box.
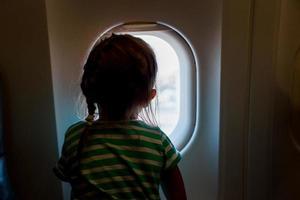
[56,120,180,199]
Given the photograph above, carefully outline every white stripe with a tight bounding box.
[66,138,80,151]
[165,144,173,153]
[81,153,162,167]
[65,127,85,142]
[88,134,161,145]
[90,176,135,184]
[166,153,179,169]
[81,164,126,175]
[92,124,161,135]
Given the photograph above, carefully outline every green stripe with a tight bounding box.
[81,148,163,162]
[66,139,80,154]
[98,180,157,191]
[166,154,181,169]
[65,133,81,148]
[162,137,170,147]
[166,148,176,158]
[67,121,85,131]
[65,122,85,140]
[80,158,161,172]
[85,169,159,184]
[86,169,131,179]
[89,128,161,140]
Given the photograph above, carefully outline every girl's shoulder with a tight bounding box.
[67,121,86,129]
[93,120,163,135]
[129,120,166,139]
[131,120,161,131]
[64,121,87,138]
[126,120,163,135]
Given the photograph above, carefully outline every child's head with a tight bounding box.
[81,34,158,122]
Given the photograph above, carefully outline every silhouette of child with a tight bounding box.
[54,34,186,200]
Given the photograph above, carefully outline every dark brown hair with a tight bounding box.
[81,34,158,122]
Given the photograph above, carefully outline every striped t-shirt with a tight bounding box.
[54,120,181,200]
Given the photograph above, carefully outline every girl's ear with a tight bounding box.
[141,89,157,108]
[150,89,157,100]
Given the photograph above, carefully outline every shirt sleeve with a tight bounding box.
[53,121,85,182]
[53,135,72,182]
[161,131,181,170]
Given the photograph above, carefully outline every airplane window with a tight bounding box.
[133,35,180,136]
[93,22,197,151]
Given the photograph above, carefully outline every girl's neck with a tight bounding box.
[98,110,138,122]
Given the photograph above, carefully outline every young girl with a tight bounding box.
[54,34,186,200]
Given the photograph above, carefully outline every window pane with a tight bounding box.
[134,35,180,136]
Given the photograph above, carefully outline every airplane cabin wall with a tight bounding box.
[0,0,61,199]
[272,0,300,199]
[0,0,298,199]
[220,0,300,199]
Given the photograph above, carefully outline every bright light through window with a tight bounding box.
[134,35,180,136]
